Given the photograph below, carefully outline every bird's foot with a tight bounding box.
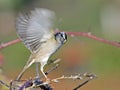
[33,77,43,86]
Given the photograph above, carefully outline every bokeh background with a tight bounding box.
[0,0,120,90]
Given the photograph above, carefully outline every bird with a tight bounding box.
[15,8,67,81]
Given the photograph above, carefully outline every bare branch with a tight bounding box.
[0,80,9,88]
[52,73,96,83]
[0,31,120,50]
[66,31,120,48]
[73,73,96,90]
[73,79,89,90]
[0,39,21,49]
[10,63,59,90]
[52,74,83,82]
[0,62,59,90]
[0,64,96,90]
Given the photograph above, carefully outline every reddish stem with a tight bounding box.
[0,39,21,49]
[66,31,120,48]
[0,31,120,50]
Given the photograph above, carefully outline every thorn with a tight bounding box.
[70,34,75,37]
[87,32,91,35]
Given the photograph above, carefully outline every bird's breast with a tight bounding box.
[34,38,61,62]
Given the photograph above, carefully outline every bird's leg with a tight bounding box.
[16,66,27,81]
[35,62,40,79]
[16,59,34,81]
[41,67,50,83]
[40,62,49,82]
[41,67,47,79]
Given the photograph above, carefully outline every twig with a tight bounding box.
[0,38,21,49]
[0,65,96,90]
[0,63,59,90]
[52,73,96,83]
[73,79,90,90]
[11,64,59,90]
[73,73,96,90]
[0,31,120,50]
[0,80,9,88]
[66,31,120,48]
[52,74,83,82]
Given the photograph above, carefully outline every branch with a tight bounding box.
[52,72,96,82]
[0,31,120,50]
[52,74,83,82]
[66,31,120,48]
[10,73,96,90]
[73,73,96,90]
[0,59,96,90]
[73,79,90,90]
[0,59,60,90]
[0,80,9,88]
[0,64,59,90]
[0,39,21,49]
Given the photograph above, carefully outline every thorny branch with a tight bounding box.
[0,31,120,50]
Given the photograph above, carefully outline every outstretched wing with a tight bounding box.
[16,8,56,53]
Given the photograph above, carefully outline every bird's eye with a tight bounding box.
[54,32,67,44]
[60,34,63,38]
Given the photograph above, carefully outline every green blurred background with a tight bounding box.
[0,0,120,90]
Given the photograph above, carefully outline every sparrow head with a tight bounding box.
[55,32,67,44]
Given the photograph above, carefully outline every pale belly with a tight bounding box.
[34,40,61,64]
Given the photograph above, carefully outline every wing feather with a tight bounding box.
[16,8,56,53]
